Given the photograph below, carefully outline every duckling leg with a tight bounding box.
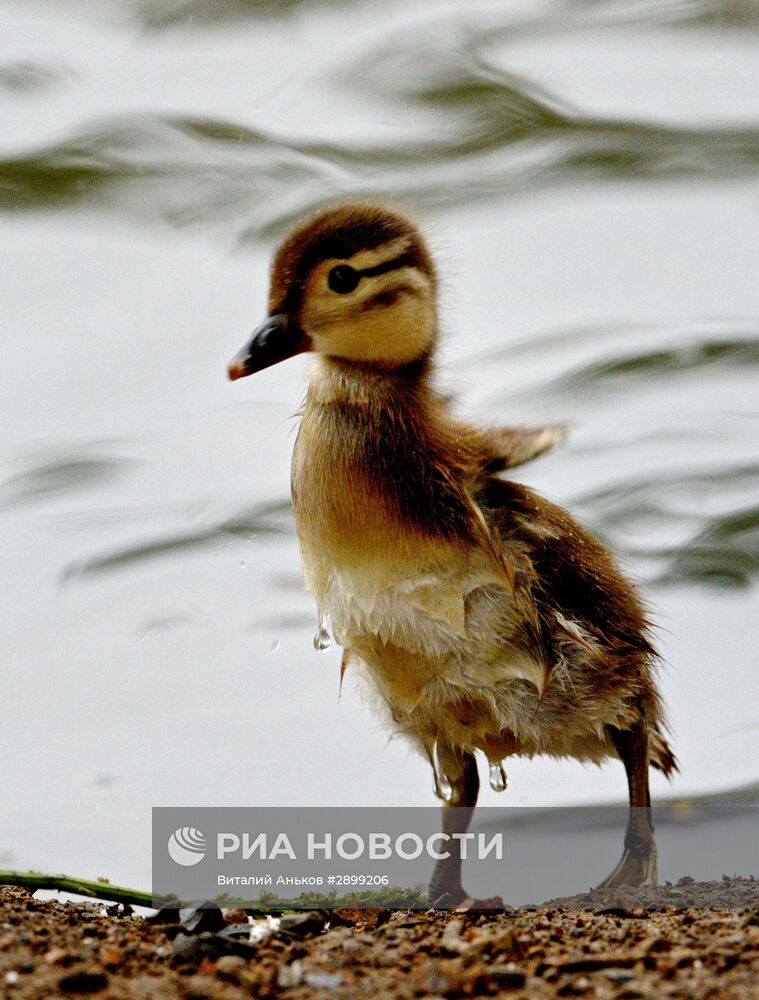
[427,749,479,908]
[597,717,658,888]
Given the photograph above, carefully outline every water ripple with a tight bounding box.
[660,503,759,588]
[537,334,759,402]
[62,497,294,581]
[2,81,759,242]
[574,464,759,588]
[120,0,355,29]
[562,0,759,30]
[0,60,74,93]
[0,453,135,506]
[75,0,759,32]
[464,320,759,403]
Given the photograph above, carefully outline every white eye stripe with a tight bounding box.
[356,282,423,313]
[321,260,429,299]
[346,266,430,300]
[312,267,430,327]
[336,237,412,273]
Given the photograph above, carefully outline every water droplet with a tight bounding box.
[488,760,508,793]
[270,640,280,653]
[313,615,332,652]
[431,741,453,802]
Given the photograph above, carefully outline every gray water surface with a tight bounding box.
[1,0,758,890]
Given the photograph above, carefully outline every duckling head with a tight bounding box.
[228,202,437,379]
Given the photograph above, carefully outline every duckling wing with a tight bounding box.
[481,476,654,657]
[479,477,676,767]
[481,423,567,472]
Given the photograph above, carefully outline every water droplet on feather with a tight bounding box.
[488,760,508,792]
[431,740,453,802]
[313,615,331,651]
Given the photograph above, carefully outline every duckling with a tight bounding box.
[227,202,677,906]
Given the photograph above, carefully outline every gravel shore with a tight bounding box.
[1,879,757,998]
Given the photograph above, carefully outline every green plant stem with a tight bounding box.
[0,870,428,912]
[0,870,154,908]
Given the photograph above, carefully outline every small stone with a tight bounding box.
[214,954,246,982]
[147,905,180,925]
[556,975,588,996]
[490,966,526,988]
[171,931,256,967]
[221,907,249,925]
[218,923,256,941]
[329,908,366,927]
[448,959,492,995]
[4,971,19,986]
[603,891,637,910]
[476,927,525,959]
[617,986,651,999]
[305,970,342,989]
[440,918,468,955]
[180,905,226,935]
[248,915,281,944]
[99,944,125,968]
[184,973,226,999]
[58,968,109,993]
[329,907,391,929]
[44,947,70,965]
[276,960,303,988]
[604,969,635,983]
[279,910,327,937]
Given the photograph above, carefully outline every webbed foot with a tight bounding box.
[596,841,657,889]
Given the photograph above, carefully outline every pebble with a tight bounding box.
[214,954,247,982]
[249,915,281,944]
[489,966,526,988]
[279,910,328,937]
[184,973,227,999]
[179,905,226,935]
[330,907,389,928]
[276,960,303,988]
[604,969,636,982]
[305,969,343,989]
[440,918,468,954]
[43,946,69,965]
[617,986,652,999]
[171,931,257,966]
[99,944,125,968]
[57,968,109,993]
[477,926,524,959]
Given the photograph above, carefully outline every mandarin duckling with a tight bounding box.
[228,202,676,906]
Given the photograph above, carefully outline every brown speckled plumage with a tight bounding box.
[228,202,677,905]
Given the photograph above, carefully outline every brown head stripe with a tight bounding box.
[268,204,435,314]
[354,251,417,280]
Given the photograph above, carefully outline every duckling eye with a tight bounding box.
[327,265,360,294]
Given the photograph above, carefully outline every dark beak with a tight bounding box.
[227,314,310,380]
